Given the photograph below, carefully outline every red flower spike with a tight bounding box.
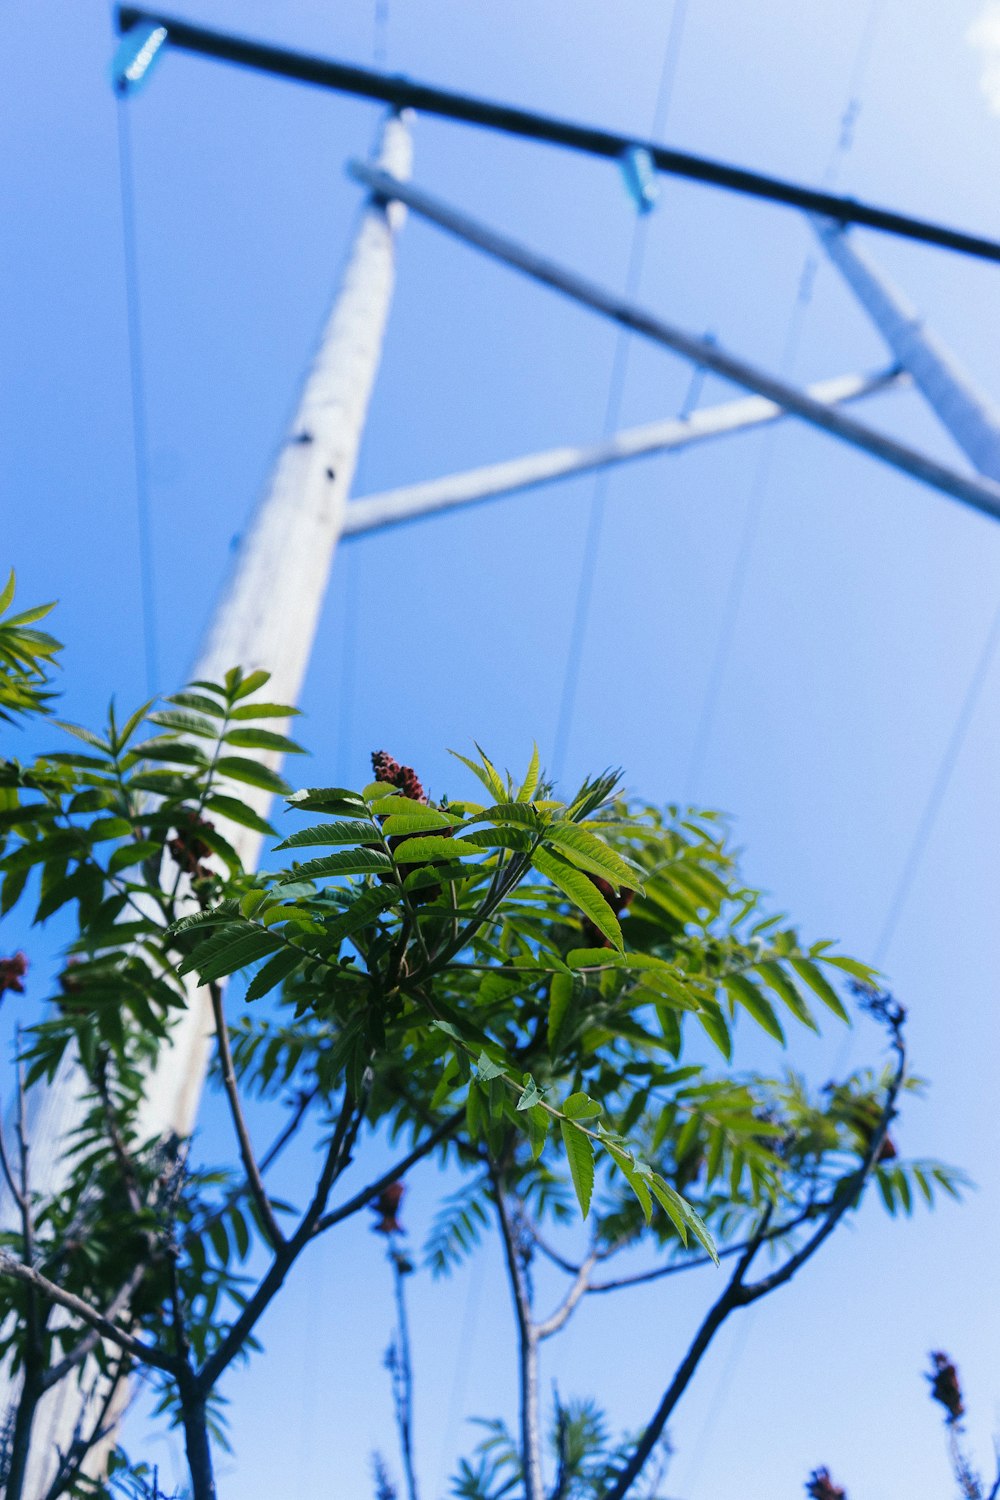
[167,810,216,881]
[581,875,634,948]
[0,952,28,997]
[928,1351,965,1424]
[371,1180,405,1235]
[806,1469,846,1500]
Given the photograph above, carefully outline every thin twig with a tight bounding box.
[587,1204,818,1293]
[536,1250,599,1341]
[42,1264,146,1391]
[0,1249,177,1376]
[209,981,285,1250]
[313,1107,463,1234]
[601,1011,907,1500]
[42,1350,131,1500]
[490,1160,544,1500]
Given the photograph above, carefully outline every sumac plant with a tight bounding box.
[0,579,961,1500]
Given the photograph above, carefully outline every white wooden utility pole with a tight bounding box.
[1,108,412,1498]
[814,217,1000,481]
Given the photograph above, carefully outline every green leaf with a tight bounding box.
[215,757,290,795]
[562,1092,601,1122]
[476,1050,506,1081]
[543,822,642,892]
[789,959,849,1022]
[380,807,462,835]
[204,794,275,836]
[229,701,299,721]
[822,954,880,983]
[0,863,29,916]
[276,848,391,882]
[525,1104,550,1161]
[602,1137,653,1224]
[649,1175,718,1262]
[696,998,732,1060]
[274,820,376,850]
[560,1119,594,1218]
[245,948,302,1002]
[516,1075,543,1111]
[108,840,162,874]
[147,710,219,740]
[533,848,623,951]
[389,836,478,864]
[723,974,785,1043]
[224,727,305,755]
[517,743,540,803]
[167,691,227,718]
[547,972,573,1052]
[449,748,506,801]
[755,961,817,1031]
[179,926,284,984]
[287,786,366,813]
[230,669,271,701]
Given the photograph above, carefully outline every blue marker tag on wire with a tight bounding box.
[111,22,169,96]
[619,146,659,215]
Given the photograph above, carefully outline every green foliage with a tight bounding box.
[0,639,958,1499]
[0,571,60,726]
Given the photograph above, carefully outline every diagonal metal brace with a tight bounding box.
[343,367,907,537]
[349,160,1000,527]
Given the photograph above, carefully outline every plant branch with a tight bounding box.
[41,1350,131,1500]
[0,1248,178,1375]
[600,1212,771,1500]
[208,980,285,1251]
[42,1264,146,1391]
[736,1019,906,1307]
[490,1160,544,1500]
[536,1249,599,1341]
[313,1107,463,1234]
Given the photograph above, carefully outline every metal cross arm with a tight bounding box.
[349,160,1000,527]
[113,6,1000,266]
[343,367,907,538]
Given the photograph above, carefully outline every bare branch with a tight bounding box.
[199,1103,461,1391]
[736,1023,907,1308]
[314,1107,462,1234]
[0,1248,178,1376]
[42,1350,131,1500]
[603,1006,908,1500]
[490,1161,544,1500]
[42,1264,146,1391]
[209,981,285,1251]
[601,1212,772,1500]
[536,1250,598,1341]
[587,1205,819,1294]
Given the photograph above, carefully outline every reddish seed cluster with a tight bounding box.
[370,1180,405,1235]
[806,1469,846,1500]
[582,875,635,948]
[371,750,427,805]
[0,952,27,997]
[928,1351,964,1424]
[167,811,216,881]
[875,1133,898,1163]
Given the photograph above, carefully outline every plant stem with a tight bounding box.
[490,1163,543,1500]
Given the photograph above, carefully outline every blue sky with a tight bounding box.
[3,1,1000,1495]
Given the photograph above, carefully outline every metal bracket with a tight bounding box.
[111,21,169,95]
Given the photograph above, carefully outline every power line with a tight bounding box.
[552,0,688,774]
[685,0,885,799]
[115,95,160,695]
[874,597,1000,966]
[114,5,1000,267]
[374,0,389,70]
